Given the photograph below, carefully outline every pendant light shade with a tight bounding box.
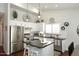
[36,3,44,23]
[38,14,41,18]
[26,15,29,22]
[23,1,31,22]
[26,3,30,22]
[38,3,41,19]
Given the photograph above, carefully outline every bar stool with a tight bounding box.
[23,34,39,56]
[23,43,39,56]
[23,35,32,56]
[23,43,30,56]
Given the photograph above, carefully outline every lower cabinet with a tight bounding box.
[28,44,54,56]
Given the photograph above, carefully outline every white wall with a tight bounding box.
[41,8,79,51]
[0,20,2,46]
[0,4,7,13]
[0,3,9,54]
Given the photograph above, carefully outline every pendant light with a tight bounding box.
[36,3,44,23]
[26,2,29,22]
[37,3,44,23]
[36,3,41,23]
[23,2,30,22]
[38,3,41,19]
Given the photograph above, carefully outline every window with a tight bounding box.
[52,24,60,34]
[45,24,52,34]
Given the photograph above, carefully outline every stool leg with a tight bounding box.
[23,49,27,56]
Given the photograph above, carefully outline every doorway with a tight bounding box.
[0,12,4,51]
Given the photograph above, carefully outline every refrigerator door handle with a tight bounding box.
[12,42,23,45]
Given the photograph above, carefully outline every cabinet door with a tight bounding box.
[11,42,23,53]
[39,44,54,56]
[28,44,54,56]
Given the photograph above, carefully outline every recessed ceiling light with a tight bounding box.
[55,4,58,7]
[45,6,47,8]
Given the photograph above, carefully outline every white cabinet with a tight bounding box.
[9,20,45,32]
[28,42,54,56]
[9,20,29,27]
[35,23,45,32]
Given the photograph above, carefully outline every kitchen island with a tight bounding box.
[23,33,66,56]
[23,38,54,56]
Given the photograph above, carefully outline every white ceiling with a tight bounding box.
[25,3,79,10]
[15,3,79,13]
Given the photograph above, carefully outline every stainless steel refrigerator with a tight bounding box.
[9,25,24,54]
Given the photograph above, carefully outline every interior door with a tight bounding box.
[0,21,2,46]
[0,13,3,47]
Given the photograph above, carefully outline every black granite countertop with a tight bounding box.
[24,33,66,40]
[34,36,66,40]
[23,40,54,48]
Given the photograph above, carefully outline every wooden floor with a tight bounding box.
[0,46,69,56]
[0,46,7,56]
[10,50,25,56]
[11,51,69,56]
[0,46,25,56]
[59,51,69,56]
